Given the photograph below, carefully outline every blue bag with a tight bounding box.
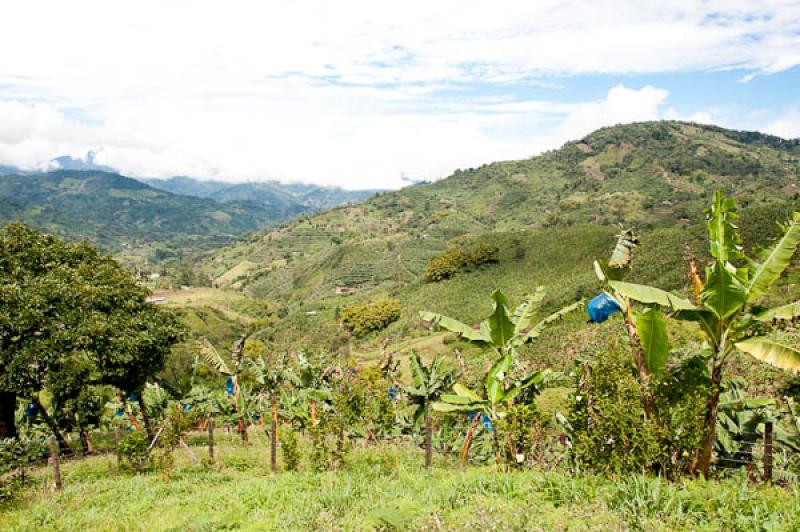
[588,293,621,323]
[226,377,234,396]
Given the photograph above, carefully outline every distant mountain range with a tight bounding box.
[142,176,381,215]
[0,164,383,265]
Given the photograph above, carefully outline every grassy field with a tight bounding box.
[3,433,800,531]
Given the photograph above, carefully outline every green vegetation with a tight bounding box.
[5,441,800,530]
[341,298,402,337]
[0,224,183,447]
[3,121,800,530]
[0,170,376,269]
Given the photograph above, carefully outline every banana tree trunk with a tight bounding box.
[271,394,278,473]
[238,418,249,445]
[138,396,155,442]
[695,359,723,479]
[310,398,317,426]
[460,415,480,464]
[623,305,657,419]
[0,391,17,439]
[424,409,432,468]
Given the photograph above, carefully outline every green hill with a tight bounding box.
[194,121,800,376]
[0,170,277,266]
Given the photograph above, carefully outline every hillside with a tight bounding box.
[143,176,381,215]
[0,170,277,266]
[194,121,800,371]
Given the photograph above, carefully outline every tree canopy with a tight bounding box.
[0,223,184,439]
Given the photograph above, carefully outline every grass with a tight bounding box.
[4,434,800,531]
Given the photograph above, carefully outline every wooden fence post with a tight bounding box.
[208,417,215,461]
[764,421,773,482]
[114,425,122,467]
[49,435,62,490]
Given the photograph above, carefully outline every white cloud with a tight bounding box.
[0,1,798,187]
[764,110,800,139]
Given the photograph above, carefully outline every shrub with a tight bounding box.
[340,299,401,337]
[0,434,48,501]
[568,347,707,477]
[118,430,151,472]
[424,243,499,282]
[424,249,467,281]
[282,426,301,471]
[466,243,499,267]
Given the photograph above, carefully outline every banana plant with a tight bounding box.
[249,354,298,473]
[715,380,776,471]
[421,288,579,463]
[403,350,454,468]
[419,288,584,357]
[607,191,800,477]
[432,353,555,464]
[197,332,251,443]
[593,229,672,380]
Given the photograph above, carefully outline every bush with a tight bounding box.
[424,244,499,282]
[568,347,707,477]
[424,249,467,281]
[340,299,401,337]
[282,426,301,471]
[118,430,151,472]
[466,243,499,267]
[0,434,48,501]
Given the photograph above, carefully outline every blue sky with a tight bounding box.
[0,1,798,189]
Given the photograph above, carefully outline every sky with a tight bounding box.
[1,1,799,190]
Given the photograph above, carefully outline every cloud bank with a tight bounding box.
[0,1,798,188]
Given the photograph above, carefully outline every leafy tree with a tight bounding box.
[609,191,800,477]
[0,224,183,448]
[403,350,454,467]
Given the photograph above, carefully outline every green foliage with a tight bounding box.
[496,402,541,467]
[569,347,707,476]
[0,224,183,439]
[0,433,48,501]
[569,349,663,474]
[281,425,301,471]
[340,299,401,337]
[118,431,151,472]
[424,248,468,281]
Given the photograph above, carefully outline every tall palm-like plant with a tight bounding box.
[404,350,454,467]
[422,288,581,462]
[249,354,298,473]
[420,288,583,358]
[608,191,800,477]
[197,333,251,444]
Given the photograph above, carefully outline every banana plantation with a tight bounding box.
[4,191,800,530]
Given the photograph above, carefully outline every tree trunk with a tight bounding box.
[310,399,317,426]
[695,360,723,479]
[32,397,72,455]
[79,426,93,454]
[138,396,155,442]
[271,394,278,473]
[424,409,432,468]
[460,415,481,464]
[207,416,215,461]
[0,391,17,439]
[238,418,249,445]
